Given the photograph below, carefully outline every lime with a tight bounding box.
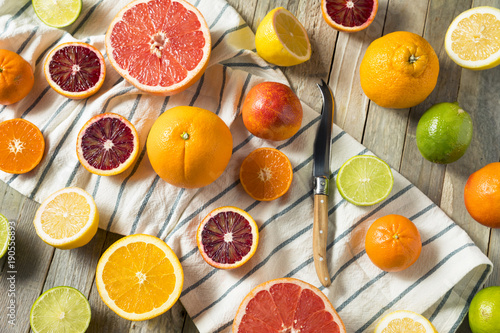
[336,155,394,206]
[32,0,82,28]
[416,102,473,164]
[469,286,500,333]
[0,214,9,258]
[30,286,91,333]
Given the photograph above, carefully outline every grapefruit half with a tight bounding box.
[105,0,211,95]
[233,278,346,332]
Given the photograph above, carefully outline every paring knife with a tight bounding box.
[313,80,334,287]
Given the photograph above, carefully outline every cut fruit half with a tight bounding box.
[255,7,311,66]
[233,278,346,333]
[32,0,82,28]
[374,310,438,333]
[445,6,500,70]
[33,187,99,250]
[95,234,184,321]
[336,155,393,206]
[0,118,45,174]
[44,42,106,99]
[240,147,293,201]
[30,286,91,333]
[105,0,211,95]
[76,113,139,176]
[197,206,259,269]
[0,214,9,258]
[321,0,378,32]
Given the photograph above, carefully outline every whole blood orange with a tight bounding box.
[147,106,233,188]
[241,82,303,141]
[365,214,422,272]
[321,0,378,32]
[233,278,346,333]
[0,119,45,174]
[197,206,258,269]
[464,162,500,228]
[0,49,34,105]
[105,0,211,96]
[360,31,439,109]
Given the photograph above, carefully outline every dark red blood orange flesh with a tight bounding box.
[324,0,375,27]
[80,116,135,171]
[200,210,254,265]
[49,45,102,92]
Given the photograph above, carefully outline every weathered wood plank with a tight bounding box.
[487,228,500,287]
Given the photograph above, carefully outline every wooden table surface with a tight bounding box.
[1,0,499,332]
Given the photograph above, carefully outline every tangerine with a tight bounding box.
[365,214,422,272]
[464,162,500,228]
[0,49,34,105]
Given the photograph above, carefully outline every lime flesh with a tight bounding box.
[30,286,91,333]
[32,0,82,28]
[0,214,9,258]
[336,155,394,206]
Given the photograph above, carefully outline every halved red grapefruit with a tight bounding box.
[76,113,139,176]
[197,206,259,269]
[105,0,211,96]
[321,0,378,32]
[233,278,346,333]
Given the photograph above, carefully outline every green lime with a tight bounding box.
[32,0,82,28]
[336,155,394,206]
[416,102,473,164]
[0,214,9,258]
[30,286,91,333]
[469,286,500,333]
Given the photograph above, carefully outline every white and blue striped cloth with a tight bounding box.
[0,0,492,332]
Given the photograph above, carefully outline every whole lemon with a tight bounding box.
[469,286,500,333]
[416,102,472,164]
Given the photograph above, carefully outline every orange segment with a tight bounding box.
[240,147,293,201]
[96,234,183,321]
[0,118,45,174]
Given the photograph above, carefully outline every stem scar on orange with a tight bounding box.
[365,214,422,272]
[239,147,293,201]
[0,119,45,174]
[0,49,34,105]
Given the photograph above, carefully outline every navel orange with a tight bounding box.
[0,49,34,105]
[360,31,439,109]
[365,214,422,272]
[464,162,500,228]
[147,106,233,188]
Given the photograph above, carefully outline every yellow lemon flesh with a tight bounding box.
[374,310,438,333]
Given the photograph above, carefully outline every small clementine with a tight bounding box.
[0,49,34,105]
[365,214,422,272]
[360,31,439,109]
[464,162,500,228]
[147,106,233,188]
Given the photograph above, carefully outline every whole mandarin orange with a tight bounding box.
[241,82,303,141]
[147,106,233,188]
[464,162,500,228]
[365,214,422,272]
[360,31,439,109]
[0,49,34,105]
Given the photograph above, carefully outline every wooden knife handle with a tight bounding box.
[313,194,331,287]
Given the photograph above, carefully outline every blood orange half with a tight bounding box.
[76,113,139,176]
[105,0,211,96]
[44,42,106,99]
[321,0,378,32]
[197,206,259,269]
[234,278,346,333]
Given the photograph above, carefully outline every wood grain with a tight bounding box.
[313,194,331,287]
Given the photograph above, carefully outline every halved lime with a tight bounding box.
[30,286,91,333]
[336,155,394,206]
[32,0,82,28]
[0,214,9,258]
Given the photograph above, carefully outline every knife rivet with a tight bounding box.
[325,277,328,281]
[320,199,324,203]
[320,230,323,234]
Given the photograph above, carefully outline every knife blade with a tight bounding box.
[313,79,334,287]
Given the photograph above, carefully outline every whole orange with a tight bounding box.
[360,31,439,109]
[146,106,233,188]
[241,82,303,141]
[0,49,34,105]
[464,162,500,228]
[365,214,422,272]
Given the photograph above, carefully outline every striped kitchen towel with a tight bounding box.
[0,0,492,332]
